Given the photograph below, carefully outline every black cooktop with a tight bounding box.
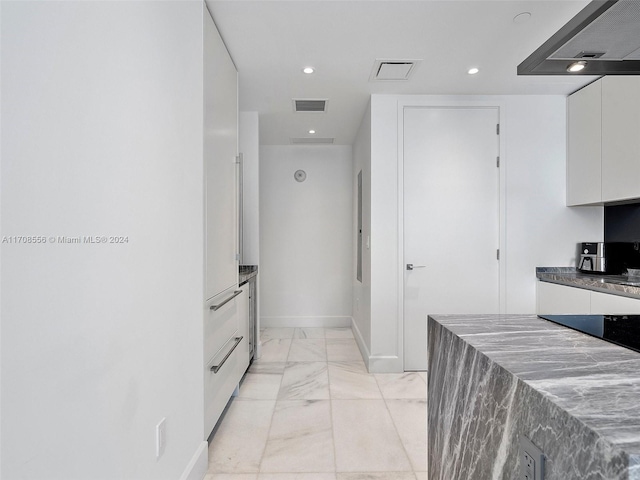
[538,314,640,354]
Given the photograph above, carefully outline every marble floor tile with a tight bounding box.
[260,328,295,340]
[326,338,363,362]
[336,474,417,480]
[414,473,427,480]
[418,372,427,383]
[328,362,382,399]
[325,327,354,338]
[259,338,292,363]
[332,400,412,472]
[259,474,336,480]
[208,399,276,473]
[260,400,335,473]
[287,339,327,362]
[248,361,286,375]
[385,399,427,472]
[238,373,282,400]
[293,327,325,339]
[374,373,427,400]
[278,362,329,400]
[205,475,258,480]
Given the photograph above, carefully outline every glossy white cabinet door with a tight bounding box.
[602,76,640,203]
[204,7,238,300]
[536,281,591,315]
[567,80,602,206]
[590,291,640,314]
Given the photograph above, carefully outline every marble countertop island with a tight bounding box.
[427,314,640,480]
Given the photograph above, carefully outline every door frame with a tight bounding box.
[396,99,508,370]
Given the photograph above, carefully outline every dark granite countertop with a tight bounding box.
[239,265,258,285]
[428,314,640,478]
[537,266,640,300]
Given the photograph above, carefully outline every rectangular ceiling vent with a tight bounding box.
[290,137,334,145]
[293,99,328,113]
[370,59,421,81]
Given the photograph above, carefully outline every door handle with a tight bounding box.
[406,264,426,270]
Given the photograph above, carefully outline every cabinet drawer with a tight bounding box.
[590,291,640,314]
[204,335,242,437]
[205,287,242,359]
[537,281,591,315]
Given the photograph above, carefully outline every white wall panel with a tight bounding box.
[352,102,372,360]
[240,112,260,266]
[1,2,205,478]
[259,145,353,326]
[358,94,603,372]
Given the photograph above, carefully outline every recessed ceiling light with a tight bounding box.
[302,67,314,74]
[468,67,479,75]
[308,130,316,134]
[567,61,587,72]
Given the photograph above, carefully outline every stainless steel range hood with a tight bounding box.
[518,0,640,75]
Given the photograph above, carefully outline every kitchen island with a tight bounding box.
[428,314,640,480]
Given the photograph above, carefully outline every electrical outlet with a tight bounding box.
[156,418,166,459]
[520,435,545,480]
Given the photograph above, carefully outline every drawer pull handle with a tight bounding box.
[210,290,242,311]
[210,336,243,373]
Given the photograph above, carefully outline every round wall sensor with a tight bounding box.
[294,170,307,182]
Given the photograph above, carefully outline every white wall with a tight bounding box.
[1,2,206,478]
[354,94,603,372]
[240,112,260,266]
[352,103,372,359]
[260,145,353,327]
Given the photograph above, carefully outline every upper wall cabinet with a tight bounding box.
[204,8,239,300]
[567,80,601,206]
[601,76,640,203]
[567,76,640,206]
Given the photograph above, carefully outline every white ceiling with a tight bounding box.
[206,0,597,145]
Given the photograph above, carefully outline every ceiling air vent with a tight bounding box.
[290,137,334,145]
[370,59,421,81]
[293,99,328,113]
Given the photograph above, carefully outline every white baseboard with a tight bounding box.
[368,355,404,373]
[179,441,208,480]
[351,318,371,371]
[260,316,352,328]
[351,318,404,373]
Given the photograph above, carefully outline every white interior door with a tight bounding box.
[403,107,500,371]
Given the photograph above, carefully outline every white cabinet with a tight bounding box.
[537,281,591,314]
[567,80,601,206]
[202,7,242,439]
[204,332,241,437]
[237,283,251,375]
[204,6,238,301]
[537,281,640,315]
[601,76,640,203]
[590,290,640,314]
[567,76,640,205]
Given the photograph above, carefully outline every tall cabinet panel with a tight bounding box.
[567,80,601,206]
[204,9,238,300]
[602,76,640,203]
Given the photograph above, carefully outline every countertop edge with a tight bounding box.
[428,314,640,458]
[536,267,640,300]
